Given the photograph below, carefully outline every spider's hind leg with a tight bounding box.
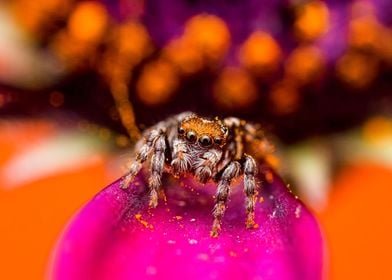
[243,154,259,229]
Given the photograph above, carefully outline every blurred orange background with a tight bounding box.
[1,0,392,279]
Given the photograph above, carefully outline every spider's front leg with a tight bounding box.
[243,154,259,229]
[120,129,162,189]
[148,131,167,208]
[211,161,241,237]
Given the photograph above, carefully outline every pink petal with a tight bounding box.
[49,168,323,280]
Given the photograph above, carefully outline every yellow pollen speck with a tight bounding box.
[175,215,183,220]
[159,189,167,203]
[134,213,153,229]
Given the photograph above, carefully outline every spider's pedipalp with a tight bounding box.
[148,131,167,208]
[211,161,241,237]
[243,154,259,229]
[194,149,222,183]
[171,138,191,176]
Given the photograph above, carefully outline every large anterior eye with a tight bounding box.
[177,126,185,135]
[186,131,197,142]
[199,135,212,147]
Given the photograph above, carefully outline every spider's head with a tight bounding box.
[177,115,228,149]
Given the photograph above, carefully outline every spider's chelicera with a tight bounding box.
[120,112,273,237]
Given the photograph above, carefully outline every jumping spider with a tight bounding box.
[120,112,273,237]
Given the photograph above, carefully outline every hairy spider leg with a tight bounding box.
[211,161,241,237]
[243,154,259,229]
[120,129,162,189]
[148,132,167,208]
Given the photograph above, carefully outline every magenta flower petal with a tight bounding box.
[50,169,323,280]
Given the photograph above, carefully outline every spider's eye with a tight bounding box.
[178,126,185,135]
[199,135,212,147]
[214,137,223,145]
[222,126,228,135]
[186,131,197,142]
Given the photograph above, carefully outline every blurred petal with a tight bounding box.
[0,159,114,280]
[0,132,107,190]
[50,168,323,280]
[320,163,392,279]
